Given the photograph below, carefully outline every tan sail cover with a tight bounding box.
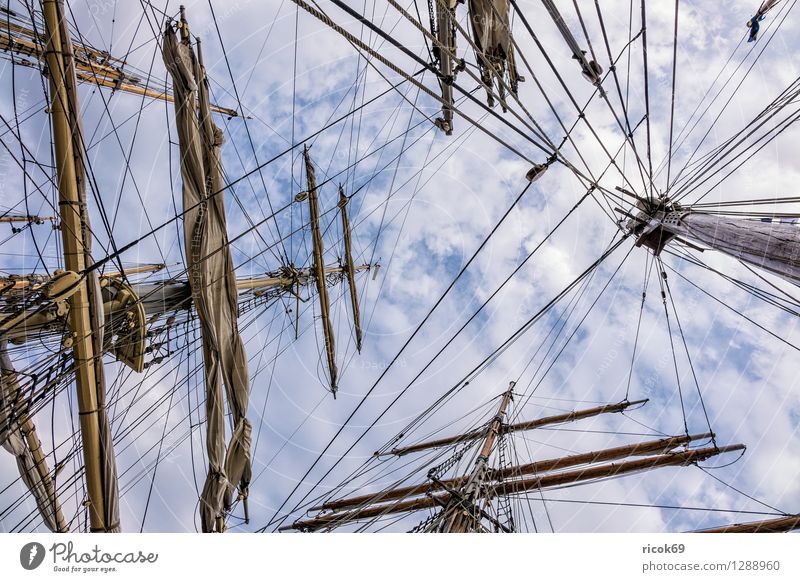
[759,0,780,14]
[0,342,65,531]
[469,0,511,61]
[162,24,252,532]
[467,0,519,105]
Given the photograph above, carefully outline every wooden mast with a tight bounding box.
[304,146,338,395]
[338,185,363,352]
[625,199,800,285]
[41,0,118,532]
[432,1,458,135]
[660,212,800,284]
[443,381,515,532]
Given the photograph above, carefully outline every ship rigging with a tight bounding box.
[0,0,798,533]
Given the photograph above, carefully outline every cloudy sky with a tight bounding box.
[1,0,798,533]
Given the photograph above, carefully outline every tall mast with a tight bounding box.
[625,198,800,285]
[432,1,458,135]
[338,186,363,352]
[0,264,371,364]
[41,0,119,532]
[304,146,338,395]
[283,386,745,532]
[442,381,515,532]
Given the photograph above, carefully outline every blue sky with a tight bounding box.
[0,0,798,533]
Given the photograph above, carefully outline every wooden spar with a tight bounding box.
[388,398,649,456]
[236,264,370,291]
[4,262,357,299]
[281,493,445,531]
[304,147,338,395]
[42,0,117,532]
[313,431,712,513]
[75,72,238,117]
[0,214,54,224]
[540,0,601,86]
[493,398,648,436]
[0,265,371,345]
[1,18,125,64]
[338,186,363,352]
[0,277,45,293]
[0,19,237,117]
[696,515,800,533]
[285,443,744,531]
[0,272,79,338]
[18,415,67,531]
[444,382,515,532]
[103,264,166,278]
[491,443,746,496]
[307,473,467,514]
[490,431,714,480]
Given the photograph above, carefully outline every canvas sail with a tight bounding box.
[0,341,65,532]
[469,0,512,60]
[162,21,252,533]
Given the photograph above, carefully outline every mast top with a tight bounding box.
[178,5,190,44]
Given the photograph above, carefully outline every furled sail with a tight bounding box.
[162,14,252,533]
[758,0,781,14]
[0,341,66,532]
[470,0,512,60]
[468,0,520,107]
